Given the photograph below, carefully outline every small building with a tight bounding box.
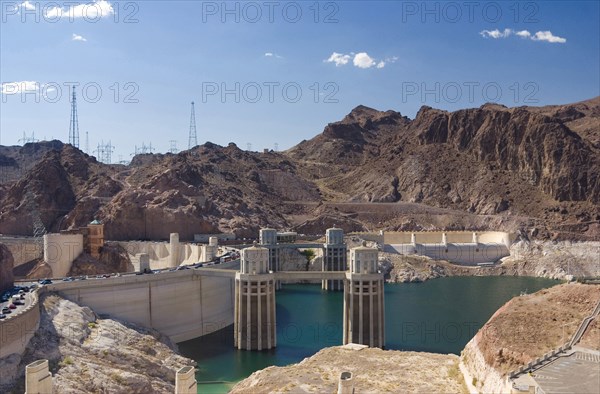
[276,232,297,244]
[88,220,104,258]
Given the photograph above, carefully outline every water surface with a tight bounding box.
[178,276,560,393]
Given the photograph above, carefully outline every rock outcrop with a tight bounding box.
[230,345,466,393]
[0,293,195,393]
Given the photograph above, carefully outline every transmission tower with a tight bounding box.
[188,101,197,149]
[169,140,178,154]
[85,131,89,154]
[94,141,115,164]
[18,131,39,144]
[274,143,279,152]
[246,143,252,151]
[132,142,155,156]
[24,188,46,239]
[68,86,80,148]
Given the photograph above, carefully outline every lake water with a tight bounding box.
[178,276,560,393]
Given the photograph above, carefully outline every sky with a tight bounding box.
[1,0,599,162]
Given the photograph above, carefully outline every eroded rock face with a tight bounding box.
[0,243,14,293]
[0,294,195,393]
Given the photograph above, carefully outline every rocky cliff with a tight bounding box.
[0,293,195,393]
[0,243,14,293]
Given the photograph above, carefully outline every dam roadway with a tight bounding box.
[37,266,347,343]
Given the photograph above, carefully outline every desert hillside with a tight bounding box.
[0,98,598,241]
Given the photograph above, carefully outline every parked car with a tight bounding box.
[39,279,52,285]
[8,304,17,309]
[2,307,11,314]
[0,314,6,319]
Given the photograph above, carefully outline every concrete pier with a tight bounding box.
[234,244,276,350]
[25,359,52,394]
[322,227,347,291]
[169,233,180,268]
[343,245,385,348]
[175,366,197,394]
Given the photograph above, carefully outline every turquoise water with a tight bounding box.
[178,276,560,393]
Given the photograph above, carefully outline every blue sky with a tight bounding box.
[1,0,599,162]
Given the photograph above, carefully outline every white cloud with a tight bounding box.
[325,52,351,67]
[479,28,566,44]
[45,0,114,19]
[480,28,513,39]
[353,52,376,69]
[72,33,87,42]
[20,1,36,11]
[532,31,566,43]
[1,81,41,95]
[264,52,282,59]
[325,52,395,70]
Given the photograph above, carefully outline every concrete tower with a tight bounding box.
[169,233,180,268]
[234,244,276,350]
[322,227,347,291]
[259,228,279,272]
[343,245,385,348]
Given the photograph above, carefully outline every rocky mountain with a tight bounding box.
[0,97,598,241]
[287,97,600,238]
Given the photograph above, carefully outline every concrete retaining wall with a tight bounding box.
[43,234,84,278]
[0,288,42,358]
[46,270,235,343]
[116,241,214,270]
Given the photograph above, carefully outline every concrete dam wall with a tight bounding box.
[45,270,234,343]
[351,231,514,265]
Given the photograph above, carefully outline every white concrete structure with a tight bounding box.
[118,240,220,269]
[25,359,52,394]
[371,231,513,265]
[45,270,234,342]
[203,236,218,262]
[234,245,276,350]
[343,245,385,348]
[175,366,197,394]
[135,253,150,273]
[43,233,84,278]
[337,371,354,394]
[322,227,347,291]
[169,233,180,268]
